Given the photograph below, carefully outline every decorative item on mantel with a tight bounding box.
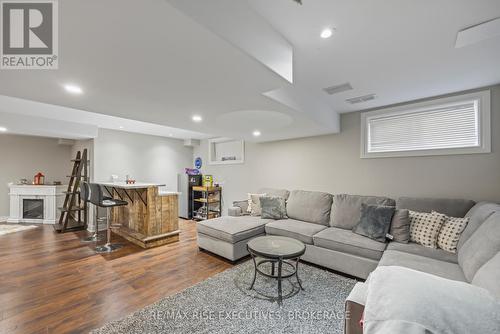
[18,178,29,185]
[33,172,45,185]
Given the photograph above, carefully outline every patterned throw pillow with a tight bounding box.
[247,193,266,216]
[433,211,469,253]
[260,196,287,220]
[409,211,447,248]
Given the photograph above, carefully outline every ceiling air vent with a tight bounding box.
[323,82,353,95]
[346,94,376,104]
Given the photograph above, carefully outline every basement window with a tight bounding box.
[361,90,491,158]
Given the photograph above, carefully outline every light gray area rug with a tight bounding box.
[91,260,357,334]
[0,224,38,236]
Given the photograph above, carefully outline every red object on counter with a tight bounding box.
[34,172,45,185]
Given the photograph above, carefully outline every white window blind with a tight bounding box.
[361,90,491,158]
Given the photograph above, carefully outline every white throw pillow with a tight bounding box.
[364,266,500,334]
[409,210,446,248]
[247,193,266,216]
[433,211,469,253]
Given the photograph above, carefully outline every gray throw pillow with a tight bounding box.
[260,196,287,220]
[353,204,395,242]
[389,209,411,243]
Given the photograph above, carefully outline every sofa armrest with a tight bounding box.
[228,207,242,217]
[344,282,367,334]
[346,282,368,305]
[345,300,364,334]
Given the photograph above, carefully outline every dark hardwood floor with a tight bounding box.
[0,220,233,334]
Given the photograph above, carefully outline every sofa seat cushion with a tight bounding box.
[378,250,466,282]
[313,227,387,260]
[265,219,327,244]
[386,242,458,263]
[286,190,333,226]
[197,216,271,244]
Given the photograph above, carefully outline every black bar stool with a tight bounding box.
[88,183,128,253]
[80,182,103,243]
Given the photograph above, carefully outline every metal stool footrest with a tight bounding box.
[95,243,123,253]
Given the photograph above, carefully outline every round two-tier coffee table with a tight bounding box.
[247,236,306,305]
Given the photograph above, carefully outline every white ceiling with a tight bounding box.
[0,94,208,140]
[250,0,500,113]
[0,0,499,142]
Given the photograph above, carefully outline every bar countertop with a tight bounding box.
[96,181,166,189]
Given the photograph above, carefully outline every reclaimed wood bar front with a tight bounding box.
[98,182,180,248]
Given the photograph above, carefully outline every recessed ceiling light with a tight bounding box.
[192,115,202,122]
[0,126,7,132]
[63,84,83,94]
[320,28,334,39]
[119,126,124,129]
[253,130,261,137]
[169,134,173,137]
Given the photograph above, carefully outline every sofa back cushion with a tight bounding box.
[396,197,475,218]
[286,190,333,225]
[458,212,500,281]
[459,202,500,250]
[472,252,500,299]
[331,194,395,229]
[258,188,290,201]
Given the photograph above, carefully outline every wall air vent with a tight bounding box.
[323,82,353,95]
[346,94,376,104]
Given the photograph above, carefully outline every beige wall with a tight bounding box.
[70,132,193,230]
[194,85,500,210]
[93,128,193,191]
[0,134,72,217]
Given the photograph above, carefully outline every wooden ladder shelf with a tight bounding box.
[54,149,89,233]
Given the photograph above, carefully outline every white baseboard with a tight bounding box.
[0,216,8,223]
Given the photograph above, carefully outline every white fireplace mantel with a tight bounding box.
[8,185,66,225]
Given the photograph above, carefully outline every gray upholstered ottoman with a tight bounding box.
[197,216,272,261]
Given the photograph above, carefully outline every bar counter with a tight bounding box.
[98,182,180,248]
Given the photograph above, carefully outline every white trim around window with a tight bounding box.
[360,90,491,158]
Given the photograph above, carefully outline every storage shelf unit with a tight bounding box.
[54,149,89,233]
[191,186,222,221]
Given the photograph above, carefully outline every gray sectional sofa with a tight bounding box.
[198,189,500,334]
[197,188,486,278]
[197,188,500,333]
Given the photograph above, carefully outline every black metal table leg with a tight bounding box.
[271,261,275,276]
[249,250,257,290]
[295,258,304,290]
[277,257,283,305]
